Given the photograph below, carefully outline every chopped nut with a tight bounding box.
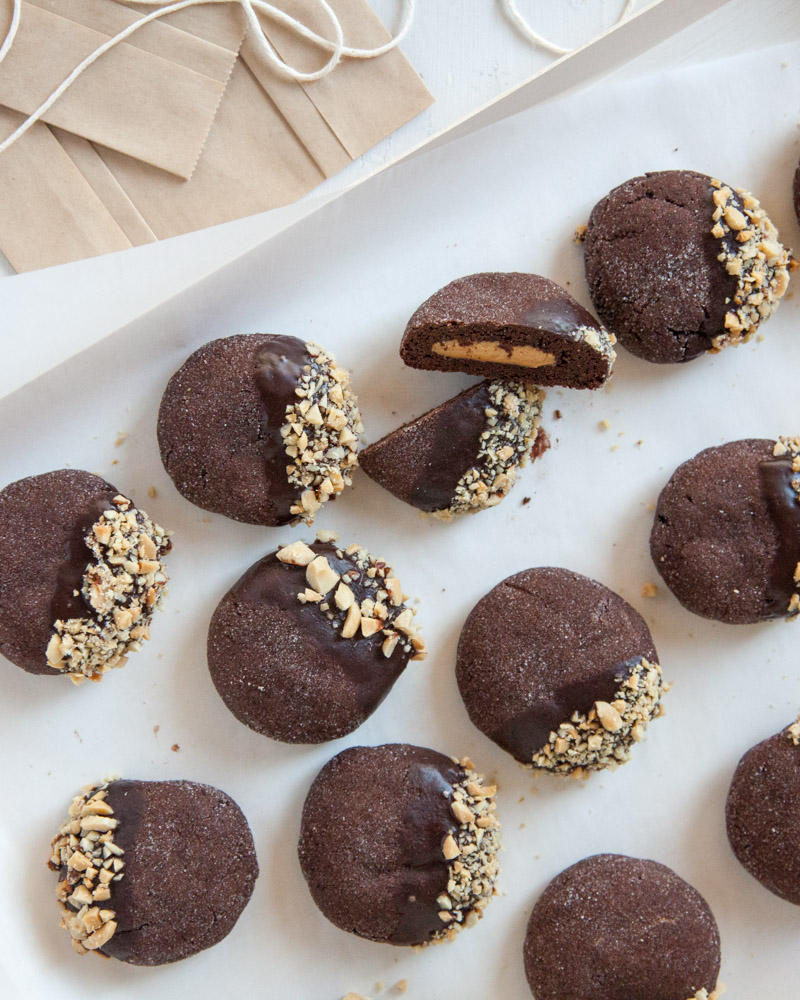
[276,541,316,566]
[334,582,355,610]
[306,556,340,596]
[442,835,460,861]
[341,603,360,638]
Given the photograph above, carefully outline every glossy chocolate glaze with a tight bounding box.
[252,335,309,520]
[498,657,639,761]
[759,455,800,615]
[394,750,463,943]
[410,382,489,510]
[226,542,410,725]
[49,492,117,625]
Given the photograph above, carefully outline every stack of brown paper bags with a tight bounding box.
[0,0,433,272]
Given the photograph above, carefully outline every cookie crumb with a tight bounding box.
[573,224,587,244]
[147,486,157,498]
[521,497,531,506]
[553,409,562,419]
[641,583,658,598]
[599,419,611,430]
[170,744,180,752]
[394,981,408,994]
[115,431,127,447]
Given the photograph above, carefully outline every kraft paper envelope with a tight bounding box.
[0,0,433,272]
[0,0,246,178]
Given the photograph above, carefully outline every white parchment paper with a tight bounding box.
[1,40,800,999]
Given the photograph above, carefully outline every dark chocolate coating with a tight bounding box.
[400,273,612,388]
[524,854,721,1000]
[650,439,800,624]
[584,169,738,363]
[456,567,657,763]
[95,779,258,965]
[157,334,309,526]
[0,469,119,675]
[298,744,464,945]
[208,542,412,743]
[360,381,528,512]
[726,725,800,904]
[794,158,800,225]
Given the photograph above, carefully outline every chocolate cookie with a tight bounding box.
[297,744,500,946]
[726,715,800,904]
[48,778,258,965]
[399,273,615,388]
[359,379,545,518]
[650,436,800,624]
[456,567,663,774]
[208,535,426,743]
[0,469,170,683]
[523,854,721,1000]
[584,169,791,363]
[157,334,362,526]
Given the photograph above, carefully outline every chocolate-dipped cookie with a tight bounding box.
[584,169,791,363]
[48,778,258,964]
[399,273,615,388]
[208,535,426,743]
[157,334,362,526]
[359,379,544,518]
[726,715,800,904]
[651,436,800,624]
[456,567,664,775]
[0,469,170,683]
[523,854,722,1000]
[297,744,500,945]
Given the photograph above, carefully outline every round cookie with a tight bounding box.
[726,715,800,904]
[650,436,800,624]
[208,536,426,743]
[523,854,722,1000]
[456,567,663,774]
[0,469,170,683]
[399,272,615,388]
[359,379,545,518]
[157,334,362,526]
[297,743,500,946]
[48,778,258,964]
[584,169,791,363]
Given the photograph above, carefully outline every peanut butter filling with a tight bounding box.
[431,339,556,367]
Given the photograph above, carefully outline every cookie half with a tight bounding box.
[399,273,615,388]
[0,469,170,683]
[523,854,722,1000]
[726,715,800,904]
[651,436,800,624]
[359,379,544,518]
[298,744,500,946]
[208,535,425,743]
[584,169,791,363]
[49,778,258,965]
[456,567,664,775]
[157,334,362,526]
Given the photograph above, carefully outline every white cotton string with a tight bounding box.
[0,0,415,156]
[501,0,637,56]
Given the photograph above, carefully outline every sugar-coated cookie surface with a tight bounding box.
[400,272,615,388]
[523,854,722,1000]
[726,716,800,905]
[650,437,800,624]
[157,334,362,526]
[48,778,258,965]
[208,537,425,743]
[584,169,791,363]
[359,379,545,518]
[297,744,500,946]
[0,469,169,683]
[456,567,663,774]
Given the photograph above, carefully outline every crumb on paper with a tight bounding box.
[757,333,765,342]
[642,583,658,598]
[647,503,655,511]
[521,497,531,506]
[171,743,180,753]
[343,994,371,1000]
[617,431,624,437]
[636,440,643,447]
[375,983,384,993]
[599,419,611,431]
[573,223,587,244]
[553,409,562,419]
[74,730,82,743]
[394,982,408,995]
[112,459,119,465]
[153,725,160,736]
[610,445,619,452]
[115,431,127,447]
[201,517,212,523]
[147,486,158,498]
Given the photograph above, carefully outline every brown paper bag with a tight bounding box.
[0,0,433,272]
[0,0,246,178]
